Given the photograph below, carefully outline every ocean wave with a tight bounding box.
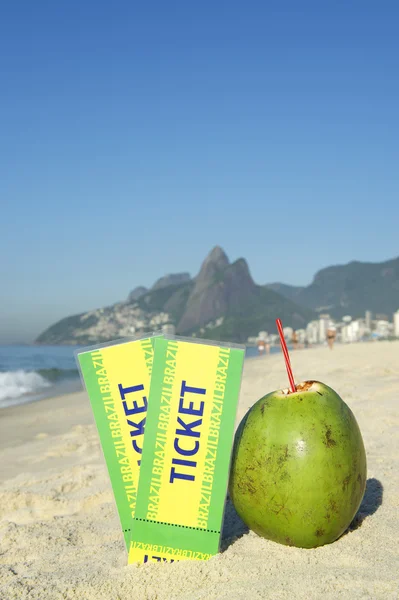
[0,370,52,403]
[37,368,79,382]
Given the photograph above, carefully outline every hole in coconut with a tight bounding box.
[295,380,317,392]
[280,381,319,395]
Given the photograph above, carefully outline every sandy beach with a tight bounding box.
[0,341,398,599]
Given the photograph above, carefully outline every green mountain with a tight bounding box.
[265,256,399,319]
[36,246,315,344]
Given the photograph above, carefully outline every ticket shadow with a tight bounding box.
[347,477,383,532]
[221,496,249,552]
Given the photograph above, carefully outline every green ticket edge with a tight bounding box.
[75,332,163,550]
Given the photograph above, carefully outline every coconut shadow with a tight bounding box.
[221,478,383,551]
[347,477,384,532]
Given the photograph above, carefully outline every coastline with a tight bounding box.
[2,339,392,411]
[0,343,261,411]
[0,377,83,412]
[0,341,398,599]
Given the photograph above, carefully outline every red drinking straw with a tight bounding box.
[276,318,296,393]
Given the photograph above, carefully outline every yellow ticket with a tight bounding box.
[128,336,245,563]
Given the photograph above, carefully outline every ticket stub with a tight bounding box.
[128,336,245,564]
[77,335,157,549]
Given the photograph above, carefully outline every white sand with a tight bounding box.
[0,342,398,599]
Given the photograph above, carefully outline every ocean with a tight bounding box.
[0,344,275,410]
[0,345,83,409]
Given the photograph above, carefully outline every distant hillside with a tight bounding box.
[36,246,315,344]
[265,257,399,319]
[151,272,191,291]
[127,286,148,302]
[265,283,305,304]
[126,273,192,303]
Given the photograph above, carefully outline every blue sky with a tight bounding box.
[1,1,398,343]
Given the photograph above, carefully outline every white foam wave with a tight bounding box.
[0,370,51,405]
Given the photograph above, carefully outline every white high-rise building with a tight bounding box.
[342,319,365,343]
[295,329,306,344]
[393,310,399,338]
[375,320,390,338]
[306,321,319,344]
[283,327,293,341]
[318,314,331,343]
[162,323,176,335]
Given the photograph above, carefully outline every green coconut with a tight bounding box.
[229,380,367,548]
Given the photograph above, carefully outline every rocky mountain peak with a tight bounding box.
[204,246,230,268]
[127,286,148,303]
[177,251,257,333]
[193,246,230,293]
[229,258,254,284]
[152,272,191,290]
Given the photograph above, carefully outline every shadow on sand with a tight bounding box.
[221,477,383,550]
[221,496,249,552]
[347,477,384,532]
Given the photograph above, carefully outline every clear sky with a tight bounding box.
[1,1,398,343]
